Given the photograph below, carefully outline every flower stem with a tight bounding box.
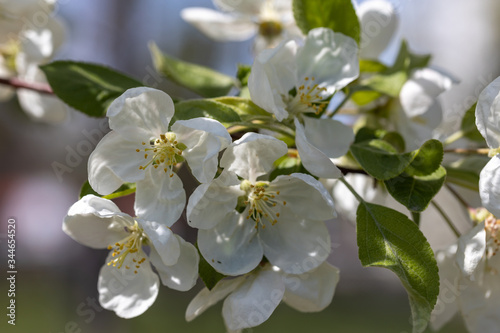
[430,200,461,237]
[0,76,53,94]
[442,130,465,146]
[339,176,366,204]
[227,121,295,140]
[327,90,352,118]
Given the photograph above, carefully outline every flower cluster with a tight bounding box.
[2,0,499,332]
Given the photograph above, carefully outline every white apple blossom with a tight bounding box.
[393,67,455,150]
[475,76,500,217]
[248,28,358,178]
[187,132,335,276]
[181,0,301,52]
[63,195,199,318]
[88,87,232,226]
[186,262,339,333]
[0,0,68,123]
[431,214,500,333]
[357,0,399,61]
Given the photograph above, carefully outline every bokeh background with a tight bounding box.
[1,0,500,332]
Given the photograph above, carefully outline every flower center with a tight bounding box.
[0,40,19,72]
[485,215,500,259]
[240,180,286,229]
[136,132,186,177]
[286,77,329,116]
[107,221,148,274]
[258,20,283,39]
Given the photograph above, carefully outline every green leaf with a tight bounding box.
[40,61,144,117]
[212,97,270,120]
[361,41,432,97]
[391,40,432,75]
[363,71,408,97]
[444,156,489,191]
[351,89,382,106]
[149,42,236,98]
[460,103,484,142]
[198,247,226,290]
[381,132,406,153]
[360,59,388,73]
[173,99,242,124]
[350,139,414,180]
[405,139,443,177]
[236,64,252,87]
[292,0,360,43]
[269,154,304,181]
[356,203,439,333]
[79,181,136,200]
[384,166,447,212]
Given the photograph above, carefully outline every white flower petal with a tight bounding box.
[18,16,65,64]
[479,155,500,217]
[221,132,288,181]
[400,68,454,119]
[213,0,263,15]
[134,169,186,227]
[138,219,180,266]
[430,244,460,331]
[260,210,331,274]
[222,269,285,331]
[303,116,354,159]
[107,87,172,142]
[149,235,199,291]
[476,76,500,149]
[186,276,245,322]
[198,212,263,276]
[98,252,159,319]
[17,65,68,124]
[282,262,339,312]
[272,173,336,220]
[172,117,231,183]
[248,40,298,121]
[62,195,131,249]
[358,0,398,60]
[88,131,144,195]
[187,171,243,230]
[181,8,257,42]
[455,222,486,277]
[295,118,342,179]
[296,28,359,93]
[459,271,500,333]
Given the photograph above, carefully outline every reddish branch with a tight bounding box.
[0,77,53,95]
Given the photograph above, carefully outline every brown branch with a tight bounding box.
[443,148,490,155]
[0,77,53,95]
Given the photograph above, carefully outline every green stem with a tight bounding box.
[430,200,461,237]
[228,121,295,140]
[339,176,365,204]
[327,90,352,118]
[442,130,465,146]
[445,184,471,209]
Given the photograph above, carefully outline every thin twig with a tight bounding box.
[0,77,53,95]
[443,148,490,155]
[430,200,461,237]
